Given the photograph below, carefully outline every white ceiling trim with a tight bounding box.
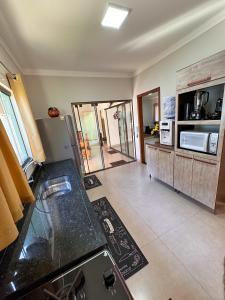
[23,68,133,78]
[0,37,23,73]
[134,8,225,77]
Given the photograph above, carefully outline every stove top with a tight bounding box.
[20,251,133,300]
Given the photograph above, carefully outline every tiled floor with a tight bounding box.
[87,162,225,300]
[83,144,134,173]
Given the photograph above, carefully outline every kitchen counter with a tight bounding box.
[0,159,107,300]
[145,141,174,151]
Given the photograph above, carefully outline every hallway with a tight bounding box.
[72,100,135,174]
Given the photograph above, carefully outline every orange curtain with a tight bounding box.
[0,120,34,251]
[7,74,45,163]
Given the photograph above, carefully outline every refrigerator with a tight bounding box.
[36,115,84,177]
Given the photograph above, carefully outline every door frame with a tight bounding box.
[137,87,161,163]
[71,99,136,174]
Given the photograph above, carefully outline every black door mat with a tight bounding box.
[92,197,148,280]
[108,150,118,154]
[110,160,127,167]
[84,175,102,190]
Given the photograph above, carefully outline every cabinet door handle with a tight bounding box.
[194,158,217,166]
[175,154,192,159]
[187,76,211,87]
[159,149,171,154]
[148,146,157,150]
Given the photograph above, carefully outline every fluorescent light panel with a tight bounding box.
[101,4,129,29]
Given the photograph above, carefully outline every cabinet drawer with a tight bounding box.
[176,50,225,90]
[191,158,219,209]
[174,153,193,196]
[158,149,174,186]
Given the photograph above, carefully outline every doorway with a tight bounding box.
[137,87,160,163]
[72,100,136,174]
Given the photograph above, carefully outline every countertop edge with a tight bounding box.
[145,142,174,151]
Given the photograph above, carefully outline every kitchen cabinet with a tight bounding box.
[191,158,219,209]
[157,149,174,186]
[174,153,193,197]
[146,144,174,187]
[174,49,225,211]
[146,145,158,178]
[176,50,225,90]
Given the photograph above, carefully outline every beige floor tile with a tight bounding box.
[126,239,212,300]
[87,177,158,247]
[125,220,157,248]
[196,205,225,230]
[160,216,225,300]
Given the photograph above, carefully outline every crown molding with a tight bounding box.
[0,37,23,73]
[134,8,225,77]
[23,68,133,78]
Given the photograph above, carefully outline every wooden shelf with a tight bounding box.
[177,120,221,126]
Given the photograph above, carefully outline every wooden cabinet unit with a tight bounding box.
[174,50,225,211]
[158,149,174,186]
[146,145,158,178]
[147,51,225,212]
[146,144,174,187]
[174,153,193,197]
[191,158,219,209]
[176,50,225,91]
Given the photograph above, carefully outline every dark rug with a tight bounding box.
[84,175,102,190]
[108,150,118,154]
[92,197,148,280]
[110,160,127,167]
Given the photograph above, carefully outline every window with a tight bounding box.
[0,88,32,166]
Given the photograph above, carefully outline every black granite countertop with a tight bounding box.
[0,159,107,300]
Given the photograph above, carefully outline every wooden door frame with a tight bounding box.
[137,87,161,163]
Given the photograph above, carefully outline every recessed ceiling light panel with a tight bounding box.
[101,3,130,29]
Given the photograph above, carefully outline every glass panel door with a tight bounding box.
[118,104,128,155]
[125,102,135,158]
[106,106,121,151]
[73,104,104,173]
[72,100,135,174]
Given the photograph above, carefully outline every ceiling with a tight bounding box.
[0,0,225,77]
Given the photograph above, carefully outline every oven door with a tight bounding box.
[180,131,209,152]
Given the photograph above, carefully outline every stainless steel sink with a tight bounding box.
[39,176,72,200]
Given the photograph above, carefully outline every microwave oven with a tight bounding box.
[180,131,219,154]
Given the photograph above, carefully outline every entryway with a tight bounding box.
[72,100,136,174]
[137,88,160,163]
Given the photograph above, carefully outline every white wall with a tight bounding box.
[24,75,133,119]
[133,20,225,160]
[142,94,158,128]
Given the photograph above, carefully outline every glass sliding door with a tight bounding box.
[105,101,135,158]
[106,106,121,151]
[72,100,135,174]
[73,104,104,173]
[118,104,129,155]
[125,101,135,158]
